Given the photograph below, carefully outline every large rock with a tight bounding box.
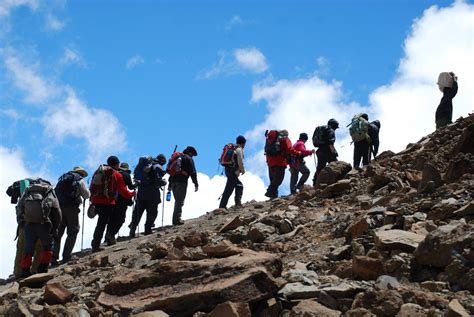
[289,299,341,317]
[352,289,403,316]
[417,163,443,193]
[346,217,369,240]
[453,202,474,218]
[396,303,428,317]
[352,256,384,280]
[19,272,54,288]
[0,282,19,300]
[219,216,246,233]
[374,230,425,253]
[316,161,352,186]
[445,153,474,182]
[318,179,351,198]
[446,299,470,317]
[277,282,320,300]
[202,240,243,258]
[98,250,281,315]
[43,282,74,305]
[414,222,474,268]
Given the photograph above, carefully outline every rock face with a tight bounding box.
[2,115,473,317]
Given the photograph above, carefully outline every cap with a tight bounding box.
[71,166,88,177]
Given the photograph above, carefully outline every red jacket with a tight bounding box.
[292,140,313,157]
[91,171,134,205]
[266,137,295,167]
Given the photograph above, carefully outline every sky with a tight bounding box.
[0,0,473,278]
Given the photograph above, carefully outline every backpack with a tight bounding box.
[167,152,185,176]
[312,126,328,147]
[220,144,236,166]
[55,172,82,205]
[265,130,288,156]
[22,182,56,224]
[348,114,369,142]
[134,156,155,185]
[90,165,117,198]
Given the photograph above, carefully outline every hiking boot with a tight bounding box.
[50,259,59,267]
[173,220,184,226]
[106,237,117,246]
[91,246,104,253]
[37,263,49,274]
[20,268,31,278]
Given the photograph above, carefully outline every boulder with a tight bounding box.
[446,299,470,317]
[374,230,425,253]
[150,243,168,260]
[352,256,384,280]
[19,272,54,288]
[289,299,341,317]
[346,217,369,240]
[43,282,74,304]
[219,216,246,233]
[318,179,351,198]
[316,161,352,186]
[184,231,209,247]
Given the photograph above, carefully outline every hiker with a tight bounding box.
[128,155,166,237]
[167,146,199,225]
[52,167,90,265]
[289,133,315,194]
[7,179,44,277]
[218,135,246,209]
[264,129,294,199]
[90,156,135,251]
[106,162,135,241]
[16,179,61,277]
[312,119,339,185]
[435,72,458,129]
[351,113,371,168]
[368,120,381,161]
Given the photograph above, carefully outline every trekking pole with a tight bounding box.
[81,199,85,251]
[161,187,165,227]
[313,152,317,169]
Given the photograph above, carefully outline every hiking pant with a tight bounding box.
[313,147,337,185]
[290,163,310,193]
[129,199,159,234]
[15,227,42,277]
[53,204,80,262]
[353,140,370,168]
[436,117,452,129]
[21,223,53,271]
[266,166,286,199]
[109,199,129,237]
[91,204,114,249]
[170,181,188,224]
[219,166,243,208]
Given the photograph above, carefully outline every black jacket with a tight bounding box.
[368,122,380,156]
[169,154,198,186]
[137,164,166,202]
[435,81,458,121]
[118,170,135,204]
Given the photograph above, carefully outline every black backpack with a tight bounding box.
[134,156,155,185]
[312,126,328,147]
[55,172,83,205]
[265,130,288,156]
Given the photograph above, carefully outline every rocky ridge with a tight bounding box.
[0,114,473,317]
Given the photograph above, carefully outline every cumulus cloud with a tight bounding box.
[198,47,269,79]
[126,55,145,69]
[0,0,38,17]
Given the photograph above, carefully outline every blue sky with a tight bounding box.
[1,0,473,278]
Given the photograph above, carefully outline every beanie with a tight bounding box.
[299,133,308,141]
[183,146,198,156]
[236,135,246,145]
[156,154,167,165]
[107,155,120,167]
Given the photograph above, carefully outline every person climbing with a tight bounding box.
[312,119,339,185]
[16,179,61,277]
[128,155,166,237]
[89,155,135,251]
[218,135,246,209]
[52,167,90,265]
[289,133,315,194]
[167,146,199,225]
[350,113,371,168]
[435,72,458,129]
[264,129,294,199]
[368,120,381,161]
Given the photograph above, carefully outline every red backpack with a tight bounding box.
[167,152,186,176]
[90,165,117,198]
[219,144,236,166]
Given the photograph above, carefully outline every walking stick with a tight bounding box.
[162,187,165,227]
[313,152,317,169]
[81,200,85,251]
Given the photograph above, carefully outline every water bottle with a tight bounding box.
[166,191,172,201]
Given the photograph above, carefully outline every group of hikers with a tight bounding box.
[5,71,458,279]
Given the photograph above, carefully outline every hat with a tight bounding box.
[183,146,198,156]
[119,162,130,172]
[361,113,369,121]
[236,135,247,145]
[107,155,120,167]
[156,154,167,165]
[299,133,308,141]
[327,119,339,129]
[71,166,88,177]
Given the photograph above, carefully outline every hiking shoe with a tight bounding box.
[37,263,49,274]
[20,268,31,278]
[91,246,104,253]
[50,259,59,267]
[173,220,184,226]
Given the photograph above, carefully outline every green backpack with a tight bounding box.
[349,114,370,142]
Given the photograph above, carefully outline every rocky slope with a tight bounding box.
[1,114,473,317]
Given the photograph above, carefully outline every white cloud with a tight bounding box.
[0,0,38,17]
[126,55,145,70]
[45,12,64,31]
[1,108,21,120]
[316,56,328,67]
[59,47,85,67]
[198,48,269,79]
[225,15,243,30]
[234,47,269,73]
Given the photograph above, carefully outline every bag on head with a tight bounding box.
[133,156,154,185]
[22,181,55,224]
[349,114,369,142]
[312,126,328,147]
[90,165,117,198]
[55,172,83,205]
[220,143,236,166]
[167,152,185,176]
[265,130,288,156]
